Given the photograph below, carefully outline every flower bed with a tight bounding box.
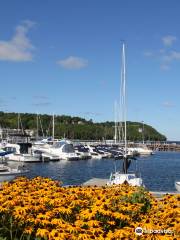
[0,177,179,239]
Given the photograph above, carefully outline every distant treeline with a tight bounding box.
[0,111,166,141]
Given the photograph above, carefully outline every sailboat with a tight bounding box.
[175,181,180,192]
[107,43,144,187]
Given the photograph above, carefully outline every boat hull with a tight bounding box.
[175,182,180,192]
[0,170,29,182]
[107,173,144,187]
[6,154,41,163]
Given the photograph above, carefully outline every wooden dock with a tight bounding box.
[146,143,180,152]
[82,178,179,198]
[83,178,108,187]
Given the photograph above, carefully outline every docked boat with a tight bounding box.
[95,146,112,158]
[0,164,29,182]
[74,145,92,160]
[107,44,144,187]
[33,139,79,161]
[100,146,123,159]
[175,181,180,192]
[33,150,59,162]
[0,149,14,157]
[6,153,41,162]
[86,145,103,159]
[127,147,140,157]
[134,146,153,155]
[108,172,143,186]
[3,143,41,162]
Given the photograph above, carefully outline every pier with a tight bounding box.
[75,140,180,152]
[145,142,180,151]
[82,178,179,198]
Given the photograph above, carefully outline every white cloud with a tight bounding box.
[32,102,51,107]
[159,49,166,54]
[57,56,88,69]
[32,95,51,107]
[0,20,35,61]
[33,95,49,100]
[144,36,180,70]
[82,111,102,116]
[162,35,177,47]
[143,51,153,57]
[160,64,170,71]
[161,51,180,64]
[170,50,180,60]
[162,101,174,107]
[0,98,8,109]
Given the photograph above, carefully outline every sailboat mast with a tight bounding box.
[122,43,127,155]
[114,101,117,144]
[36,113,39,139]
[52,113,55,141]
[121,43,128,174]
[18,113,20,133]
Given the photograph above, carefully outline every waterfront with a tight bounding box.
[8,151,180,192]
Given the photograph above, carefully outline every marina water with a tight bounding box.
[8,151,180,191]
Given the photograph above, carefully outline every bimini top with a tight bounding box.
[53,139,72,148]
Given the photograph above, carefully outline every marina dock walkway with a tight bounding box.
[82,178,179,198]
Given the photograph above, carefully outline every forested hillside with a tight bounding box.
[0,112,166,141]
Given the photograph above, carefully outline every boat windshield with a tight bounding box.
[77,146,89,152]
[128,175,136,180]
[53,141,67,148]
[62,144,74,153]
[3,147,16,153]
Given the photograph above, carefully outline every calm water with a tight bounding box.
[9,151,180,191]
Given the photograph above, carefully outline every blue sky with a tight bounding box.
[0,0,180,140]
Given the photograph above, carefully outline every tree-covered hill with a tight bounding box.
[0,111,166,141]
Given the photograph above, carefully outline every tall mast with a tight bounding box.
[142,121,144,144]
[18,113,20,133]
[36,113,39,139]
[0,125,2,139]
[114,101,117,144]
[121,43,128,174]
[52,113,55,141]
[122,43,127,155]
[18,113,24,134]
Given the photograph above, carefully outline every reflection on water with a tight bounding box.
[8,151,180,191]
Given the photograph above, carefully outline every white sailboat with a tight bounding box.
[107,43,144,187]
[175,181,180,192]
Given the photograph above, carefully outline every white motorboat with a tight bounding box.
[33,150,59,162]
[107,44,144,187]
[86,145,103,159]
[134,147,153,155]
[0,149,14,157]
[175,182,180,192]
[6,153,41,162]
[0,164,29,182]
[74,145,92,160]
[33,139,79,161]
[127,148,140,157]
[127,146,153,156]
[3,143,41,162]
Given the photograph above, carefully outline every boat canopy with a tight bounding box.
[53,140,72,148]
[0,150,14,156]
[62,144,74,153]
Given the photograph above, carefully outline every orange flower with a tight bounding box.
[36,228,49,238]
